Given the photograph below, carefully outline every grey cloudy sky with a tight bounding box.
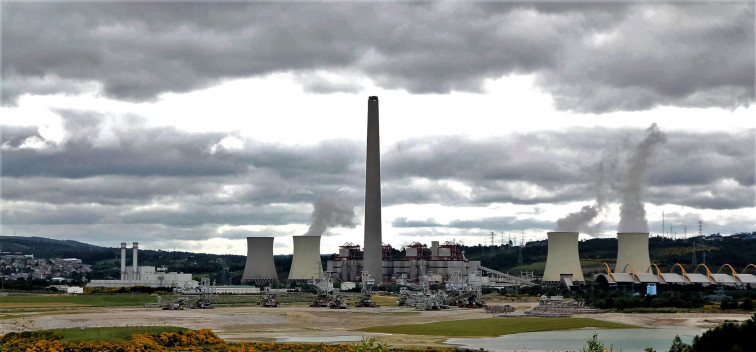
[1,1,754,255]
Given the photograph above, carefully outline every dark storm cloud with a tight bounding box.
[0,125,41,148]
[447,216,553,231]
[1,119,752,238]
[392,217,442,228]
[381,129,754,209]
[2,2,752,112]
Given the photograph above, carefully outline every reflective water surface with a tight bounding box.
[446,327,704,352]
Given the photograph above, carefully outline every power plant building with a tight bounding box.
[87,242,197,289]
[326,241,481,283]
[542,232,585,284]
[325,97,481,284]
[288,236,324,281]
[241,237,279,284]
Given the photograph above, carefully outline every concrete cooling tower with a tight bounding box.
[241,237,279,284]
[542,232,585,284]
[615,232,651,273]
[288,236,324,281]
[363,96,383,282]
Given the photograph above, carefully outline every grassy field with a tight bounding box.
[43,326,188,342]
[506,260,610,277]
[356,317,636,337]
[0,294,158,308]
[369,295,399,306]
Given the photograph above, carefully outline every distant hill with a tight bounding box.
[3,232,755,284]
[0,236,288,283]
[465,232,756,276]
[0,236,111,261]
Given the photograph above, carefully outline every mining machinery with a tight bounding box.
[354,271,379,307]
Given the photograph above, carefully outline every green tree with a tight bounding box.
[580,333,607,352]
[740,298,753,311]
[668,336,692,352]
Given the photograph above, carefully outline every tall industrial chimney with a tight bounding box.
[542,232,584,283]
[132,242,139,280]
[241,237,279,284]
[288,236,323,281]
[615,232,651,273]
[120,242,127,280]
[363,96,383,283]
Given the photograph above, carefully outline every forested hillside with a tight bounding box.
[2,232,754,284]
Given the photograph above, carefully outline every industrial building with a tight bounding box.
[542,232,584,285]
[596,263,756,287]
[326,240,481,283]
[87,242,197,289]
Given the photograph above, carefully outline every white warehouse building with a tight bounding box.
[87,242,197,289]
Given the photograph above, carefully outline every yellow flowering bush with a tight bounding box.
[0,330,458,352]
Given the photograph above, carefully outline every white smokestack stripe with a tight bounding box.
[241,237,279,283]
[288,236,323,281]
[615,232,651,273]
[543,232,585,283]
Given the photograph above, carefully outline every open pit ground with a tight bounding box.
[0,295,753,349]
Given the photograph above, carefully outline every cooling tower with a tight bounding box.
[288,236,324,281]
[543,232,585,283]
[241,237,279,283]
[363,96,383,282]
[120,242,127,280]
[615,232,651,273]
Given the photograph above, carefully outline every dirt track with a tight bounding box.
[0,301,752,348]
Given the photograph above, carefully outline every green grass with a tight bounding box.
[0,294,158,308]
[507,261,546,275]
[43,326,188,342]
[370,295,399,306]
[356,317,637,337]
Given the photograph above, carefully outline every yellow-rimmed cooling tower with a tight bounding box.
[543,232,585,283]
[615,232,651,273]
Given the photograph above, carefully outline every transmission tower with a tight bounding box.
[517,229,524,266]
[490,231,495,257]
[662,211,665,238]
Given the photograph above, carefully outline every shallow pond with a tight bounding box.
[275,335,364,343]
[446,327,705,352]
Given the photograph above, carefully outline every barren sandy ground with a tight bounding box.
[1,301,752,348]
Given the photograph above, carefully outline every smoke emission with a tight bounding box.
[556,158,609,235]
[304,196,357,236]
[618,123,666,233]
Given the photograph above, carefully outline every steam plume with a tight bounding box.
[556,158,609,235]
[618,123,666,233]
[304,196,357,236]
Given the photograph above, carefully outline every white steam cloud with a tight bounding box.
[617,123,666,233]
[304,196,357,236]
[556,158,609,235]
